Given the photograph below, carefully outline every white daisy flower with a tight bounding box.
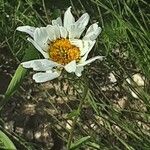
[17,7,103,83]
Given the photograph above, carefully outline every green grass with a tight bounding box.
[0,0,150,149]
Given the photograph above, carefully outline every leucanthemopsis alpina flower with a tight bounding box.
[17,7,103,83]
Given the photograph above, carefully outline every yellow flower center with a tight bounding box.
[49,38,80,65]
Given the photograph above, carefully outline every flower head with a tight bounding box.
[17,7,103,83]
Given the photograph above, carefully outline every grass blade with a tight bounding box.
[70,136,91,150]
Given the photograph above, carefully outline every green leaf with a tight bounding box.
[0,130,16,150]
[86,142,101,149]
[4,65,27,100]
[0,48,39,109]
[70,136,91,150]
[87,91,99,115]
[67,109,80,119]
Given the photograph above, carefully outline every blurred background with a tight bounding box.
[0,0,150,149]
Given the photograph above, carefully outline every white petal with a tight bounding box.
[83,23,102,40]
[53,25,61,39]
[33,71,60,83]
[27,37,49,58]
[16,26,36,37]
[52,17,62,26]
[69,13,89,38]
[80,41,96,63]
[34,27,49,50]
[75,13,89,28]
[46,25,56,41]
[70,39,95,56]
[77,56,103,67]
[68,24,77,39]
[64,7,75,31]
[21,59,60,71]
[59,26,68,38]
[64,60,76,73]
[75,66,84,77]
[46,25,60,41]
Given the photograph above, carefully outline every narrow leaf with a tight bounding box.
[86,142,101,149]
[1,48,39,109]
[67,109,80,119]
[70,136,90,150]
[4,65,27,100]
[0,130,16,150]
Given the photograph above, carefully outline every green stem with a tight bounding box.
[67,78,88,149]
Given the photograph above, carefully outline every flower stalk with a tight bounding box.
[67,77,88,149]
